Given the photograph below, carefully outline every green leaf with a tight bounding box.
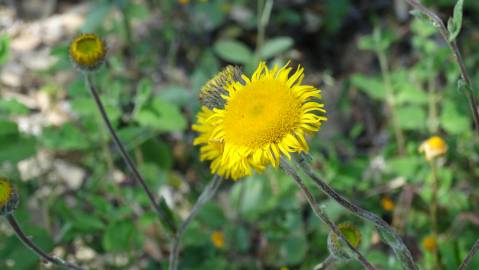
[447,0,464,42]
[134,97,187,132]
[0,99,29,115]
[102,221,143,253]
[350,74,386,100]
[0,33,10,65]
[440,99,470,134]
[0,120,37,163]
[81,2,113,32]
[396,105,426,130]
[213,39,253,64]
[41,123,91,151]
[258,37,294,59]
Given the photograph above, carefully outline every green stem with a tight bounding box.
[404,0,479,137]
[429,161,443,270]
[255,0,273,60]
[169,175,222,270]
[427,60,439,133]
[314,255,336,270]
[280,158,376,270]
[458,239,479,270]
[296,156,418,270]
[377,48,405,155]
[83,73,177,233]
[6,214,84,270]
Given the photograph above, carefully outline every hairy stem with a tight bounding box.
[280,158,376,270]
[296,157,418,270]
[404,0,479,136]
[314,255,336,270]
[458,239,479,270]
[169,175,222,270]
[7,214,85,270]
[84,73,176,233]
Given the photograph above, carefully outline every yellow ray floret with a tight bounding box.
[193,61,327,180]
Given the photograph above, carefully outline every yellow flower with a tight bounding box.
[280,267,289,270]
[69,33,107,71]
[211,230,225,249]
[422,235,437,252]
[0,178,19,216]
[381,197,395,212]
[418,136,447,161]
[192,62,327,180]
[178,0,190,5]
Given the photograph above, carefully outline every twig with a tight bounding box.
[169,175,222,270]
[84,73,176,233]
[6,214,85,270]
[296,157,418,270]
[458,239,479,270]
[280,158,376,270]
[404,0,479,136]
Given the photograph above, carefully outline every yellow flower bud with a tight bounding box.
[381,197,395,212]
[0,178,19,216]
[69,33,107,71]
[418,136,447,161]
[211,230,225,249]
[422,235,437,252]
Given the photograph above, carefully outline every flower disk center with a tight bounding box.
[76,37,99,54]
[223,79,301,148]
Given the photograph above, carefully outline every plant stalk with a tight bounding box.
[169,175,222,270]
[404,0,479,136]
[296,157,418,270]
[6,214,85,270]
[84,73,176,233]
[280,158,376,270]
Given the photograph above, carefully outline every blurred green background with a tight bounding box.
[1,0,479,269]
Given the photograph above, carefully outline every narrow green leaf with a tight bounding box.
[213,39,253,64]
[447,0,464,42]
[258,37,294,59]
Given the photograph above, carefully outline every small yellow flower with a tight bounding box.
[328,222,361,259]
[419,136,447,161]
[422,235,437,252]
[69,33,107,71]
[192,61,327,180]
[280,267,289,270]
[381,197,395,212]
[0,178,19,216]
[178,0,190,5]
[211,230,225,249]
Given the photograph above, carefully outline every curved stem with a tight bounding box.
[458,239,479,270]
[314,255,336,270]
[280,158,376,270]
[404,0,479,136]
[169,175,222,270]
[6,214,85,270]
[83,73,176,233]
[296,157,418,270]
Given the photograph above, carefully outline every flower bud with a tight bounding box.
[69,33,107,71]
[327,223,361,260]
[0,178,19,216]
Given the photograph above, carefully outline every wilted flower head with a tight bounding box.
[192,61,327,180]
[0,178,19,216]
[419,136,447,161]
[69,33,107,71]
